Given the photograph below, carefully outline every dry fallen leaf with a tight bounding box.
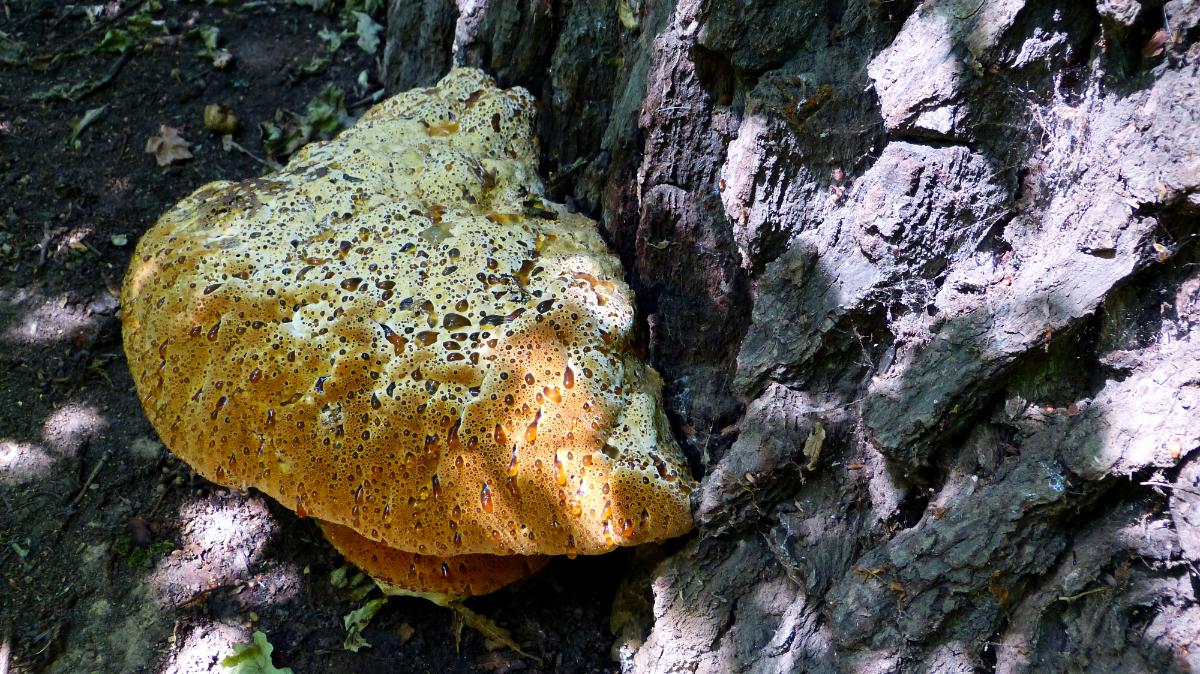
[1141,29,1168,58]
[145,125,192,166]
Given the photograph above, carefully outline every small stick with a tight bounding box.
[75,50,133,101]
[1058,587,1106,602]
[1142,480,1200,497]
[69,449,112,508]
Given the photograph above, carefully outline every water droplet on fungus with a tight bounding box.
[481,483,493,513]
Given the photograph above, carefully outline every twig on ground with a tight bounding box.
[69,449,112,508]
[76,50,133,101]
[1058,587,1106,602]
[1142,479,1200,497]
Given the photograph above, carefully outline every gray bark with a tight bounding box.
[386,1,1200,671]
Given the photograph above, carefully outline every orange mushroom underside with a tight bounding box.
[319,520,550,598]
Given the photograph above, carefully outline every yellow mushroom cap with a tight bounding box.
[319,520,548,598]
[121,68,695,559]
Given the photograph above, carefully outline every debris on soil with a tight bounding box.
[144,125,192,166]
[220,631,293,674]
[342,597,387,652]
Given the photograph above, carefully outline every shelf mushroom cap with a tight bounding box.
[121,68,695,565]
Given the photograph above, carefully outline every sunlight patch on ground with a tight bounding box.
[161,620,252,674]
[149,492,279,607]
[0,404,107,485]
[0,289,99,346]
[42,402,106,453]
[0,440,55,485]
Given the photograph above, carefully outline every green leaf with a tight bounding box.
[300,56,328,75]
[221,631,294,674]
[69,105,107,147]
[329,565,350,588]
[318,28,345,53]
[195,25,221,53]
[305,84,352,138]
[31,80,91,103]
[343,597,387,652]
[261,85,354,160]
[95,29,134,54]
[0,31,26,65]
[259,112,310,160]
[617,0,639,29]
[352,11,382,54]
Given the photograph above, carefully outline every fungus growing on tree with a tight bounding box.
[121,68,695,601]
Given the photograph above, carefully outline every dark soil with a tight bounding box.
[0,2,621,672]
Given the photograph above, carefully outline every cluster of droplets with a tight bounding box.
[122,68,695,595]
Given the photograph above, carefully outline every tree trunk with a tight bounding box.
[386,1,1200,671]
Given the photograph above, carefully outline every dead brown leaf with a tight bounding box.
[145,125,193,166]
[1141,29,1168,58]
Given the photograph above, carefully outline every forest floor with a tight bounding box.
[0,2,624,672]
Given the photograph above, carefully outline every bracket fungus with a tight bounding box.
[121,68,695,601]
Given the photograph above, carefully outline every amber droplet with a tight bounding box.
[621,518,635,538]
[506,476,521,499]
[249,367,262,383]
[426,120,460,136]
[210,395,228,420]
[563,366,574,389]
[431,474,442,499]
[481,483,494,513]
[514,259,536,285]
[266,408,275,426]
[442,313,471,330]
[340,277,363,291]
[441,562,449,577]
[381,323,408,353]
[495,423,507,445]
[566,535,578,559]
[447,420,463,452]
[295,498,307,519]
[554,455,567,486]
[525,409,541,443]
[507,445,518,477]
[544,386,562,404]
[207,321,221,341]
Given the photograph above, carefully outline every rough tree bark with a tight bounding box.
[386,1,1200,671]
